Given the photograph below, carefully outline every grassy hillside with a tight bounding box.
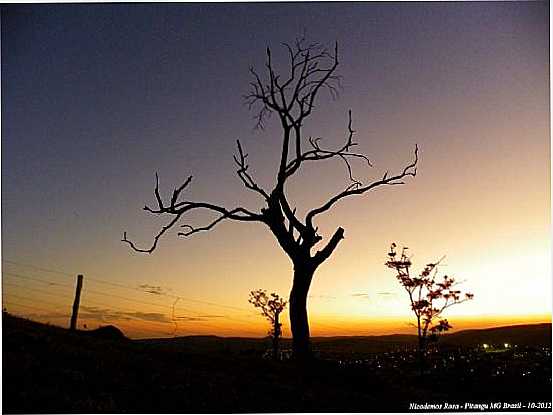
[3,313,551,413]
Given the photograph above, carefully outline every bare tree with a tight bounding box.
[123,37,418,359]
[385,243,474,371]
[249,289,287,360]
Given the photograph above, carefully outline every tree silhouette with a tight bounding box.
[385,243,474,371]
[123,36,418,359]
[249,289,287,360]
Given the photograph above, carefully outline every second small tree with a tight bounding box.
[385,243,474,372]
[249,289,287,360]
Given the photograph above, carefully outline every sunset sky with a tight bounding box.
[2,2,550,338]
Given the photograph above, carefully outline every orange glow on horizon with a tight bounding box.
[1,1,549,352]
[3,297,549,339]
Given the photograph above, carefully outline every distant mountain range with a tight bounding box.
[139,323,551,355]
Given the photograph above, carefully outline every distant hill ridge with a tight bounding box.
[3,313,549,353]
[150,323,550,341]
[137,323,551,355]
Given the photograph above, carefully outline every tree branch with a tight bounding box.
[123,174,263,253]
[233,139,270,200]
[244,37,342,184]
[285,110,372,182]
[306,145,418,228]
[313,227,345,266]
[122,214,183,254]
[179,207,259,237]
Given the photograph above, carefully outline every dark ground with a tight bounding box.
[2,313,551,413]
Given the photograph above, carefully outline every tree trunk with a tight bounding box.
[272,337,280,361]
[418,336,426,376]
[272,314,281,361]
[289,263,315,360]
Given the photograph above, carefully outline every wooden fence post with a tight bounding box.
[70,274,83,331]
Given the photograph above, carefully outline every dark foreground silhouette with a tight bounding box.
[3,313,551,413]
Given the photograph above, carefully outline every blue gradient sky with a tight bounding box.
[1,3,550,336]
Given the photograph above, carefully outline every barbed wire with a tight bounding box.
[3,271,74,288]
[4,271,259,320]
[4,295,181,337]
[3,259,74,277]
[3,281,75,298]
[5,292,71,309]
[3,269,263,337]
[3,300,70,316]
[3,258,354,338]
[4,259,253,312]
